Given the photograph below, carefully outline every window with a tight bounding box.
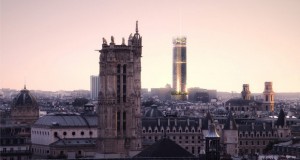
[89,131,93,135]
[123,112,126,131]
[54,132,58,137]
[63,132,67,136]
[72,132,75,136]
[81,131,84,136]
[117,112,120,132]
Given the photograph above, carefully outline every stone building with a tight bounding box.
[0,87,39,160]
[237,109,291,156]
[0,124,32,160]
[10,86,39,125]
[31,113,98,159]
[222,111,238,156]
[141,106,225,156]
[97,21,142,158]
[225,82,275,116]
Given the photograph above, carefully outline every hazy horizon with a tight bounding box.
[1,0,300,92]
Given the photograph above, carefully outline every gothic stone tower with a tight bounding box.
[97,21,142,157]
[262,82,275,112]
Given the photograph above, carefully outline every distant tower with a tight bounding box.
[97,21,142,157]
[241,84,251,100]
[205,124,220,160]
[262,82,275,112]
[90,75,99,100]
[10,86,39,125]
[171,36,187,100]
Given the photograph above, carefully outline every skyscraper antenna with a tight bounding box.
[136,20,139,33]
[178,2,183,37]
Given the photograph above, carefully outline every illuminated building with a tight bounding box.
[172,36,187,100]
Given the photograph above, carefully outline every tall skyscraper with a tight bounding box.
[97,21,142,158]
[90,75,99,100]
[172,36,187,100]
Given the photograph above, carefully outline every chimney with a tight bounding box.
[158,118,160,126]
[199,118,202,128]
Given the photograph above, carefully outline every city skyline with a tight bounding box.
[1,0,300,92]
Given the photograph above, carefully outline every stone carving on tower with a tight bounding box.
[97,21,142,158]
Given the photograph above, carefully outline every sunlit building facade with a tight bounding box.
[172,36,187,100]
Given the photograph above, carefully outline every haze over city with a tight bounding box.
[1,0,300,92]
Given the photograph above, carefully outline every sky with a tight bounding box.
[1,0,300,93]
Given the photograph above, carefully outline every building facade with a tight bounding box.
[172,36,187,100]
[31,113,98,159]
[90,75,99,100]
[10,86,39,125]
[97,21,142,157]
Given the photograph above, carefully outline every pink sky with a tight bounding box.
[1,0,300,92]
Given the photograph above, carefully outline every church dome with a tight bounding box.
[12,86,38,108]
[145,104,163,118]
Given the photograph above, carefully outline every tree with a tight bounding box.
[72,98,89,107]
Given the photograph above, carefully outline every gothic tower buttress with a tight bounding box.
[97,21,142,157]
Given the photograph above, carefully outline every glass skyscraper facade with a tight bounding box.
[172,36,187,94]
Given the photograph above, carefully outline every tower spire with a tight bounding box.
[136,20,138,33]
